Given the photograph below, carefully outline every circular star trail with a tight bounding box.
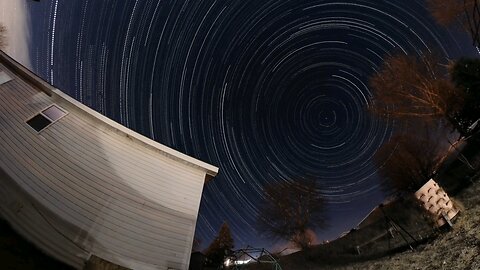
[25,0,477,247]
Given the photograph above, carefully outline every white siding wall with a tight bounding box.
[0,55,217,270]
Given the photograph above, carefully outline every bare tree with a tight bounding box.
[375,123,447,193]
[257,179,327,250]
[0,24,6,50]
[427,0,480,46]
[204,222,234,267]
[369,52,465,134]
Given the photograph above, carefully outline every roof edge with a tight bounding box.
[54,89,218,177]
[0,51,218,178]
[0,51,54,96]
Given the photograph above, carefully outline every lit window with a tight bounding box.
[42,105,67,121]
[27,104,68,132]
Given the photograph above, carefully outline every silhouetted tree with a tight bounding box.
[369,52,465,135]
[375,124,447,193]
[450,58,480,134]
[192,236,202,252]
[204,222,234,268]
[0,24,6,50]
[257,179,327,250]
[427,0,480,46]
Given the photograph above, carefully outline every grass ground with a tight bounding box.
[327,174,480,270]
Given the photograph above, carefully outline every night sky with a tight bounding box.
[2,0,478,249]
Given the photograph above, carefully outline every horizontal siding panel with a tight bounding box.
[0,139,198,239]
[44,121,204,208]
[43,123,202,196]
[0,167,88,268]
[0,152,195,253]
[0,113,199,239]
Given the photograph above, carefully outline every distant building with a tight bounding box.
[0,51,218,270]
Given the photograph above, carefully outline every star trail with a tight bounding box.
[18,0,478,248]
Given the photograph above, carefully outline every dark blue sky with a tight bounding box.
[22,0,477,249]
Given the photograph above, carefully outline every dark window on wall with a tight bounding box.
[27,104,68,132]
[27,114,52,132]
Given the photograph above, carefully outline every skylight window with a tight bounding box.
[27,104,68,132]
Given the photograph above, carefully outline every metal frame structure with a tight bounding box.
[378,204,418,251]
[227,247,282,270]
